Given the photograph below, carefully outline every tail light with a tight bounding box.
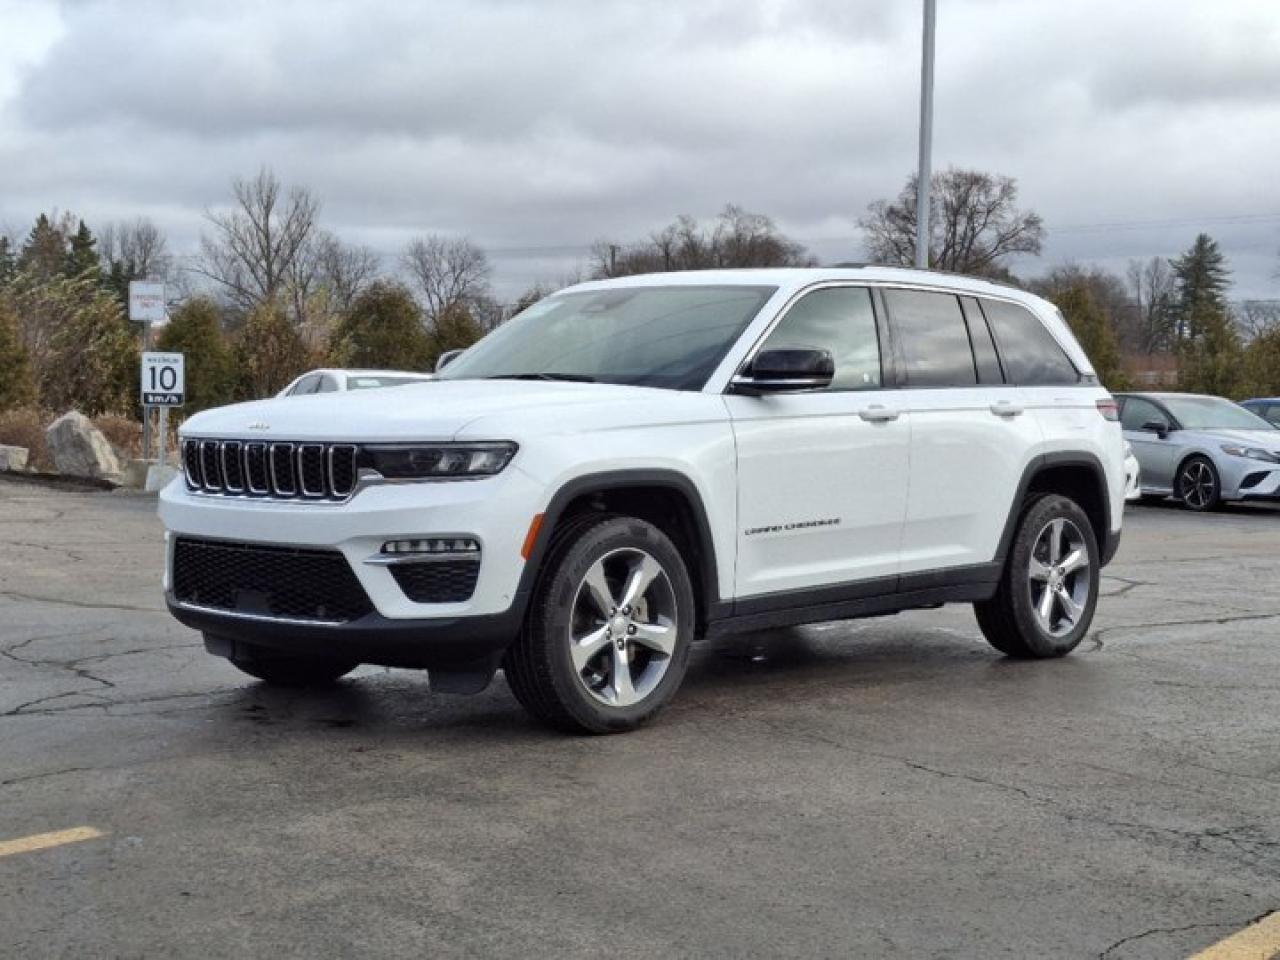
[1096,397,1119,421]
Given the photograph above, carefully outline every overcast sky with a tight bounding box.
[2,0,1278,301]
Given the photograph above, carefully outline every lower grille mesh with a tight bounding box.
[173,537,373,623]
[389,556,481,604]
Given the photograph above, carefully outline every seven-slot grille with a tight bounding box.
[172,537,373,623]
[181,439,359,501]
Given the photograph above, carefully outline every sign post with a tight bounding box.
[140,352,184,469]
[129,281,167,460]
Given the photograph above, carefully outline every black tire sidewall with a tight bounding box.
[1177,456,1220,511]
[532,517,696,732]
[1006,495,1100,657]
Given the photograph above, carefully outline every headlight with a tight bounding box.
[1219,444,1280,463]
[361,442,518,479]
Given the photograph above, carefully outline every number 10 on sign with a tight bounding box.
[141,352,185,406]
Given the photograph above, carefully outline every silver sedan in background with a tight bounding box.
[1116,392,1280,511]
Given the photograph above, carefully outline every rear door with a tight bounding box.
[885,289,1042,577]
[726,285,909,599]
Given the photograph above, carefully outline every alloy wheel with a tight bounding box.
[568,548,679,707]
[1027,517,1091,638]
[1180,460,1216,509]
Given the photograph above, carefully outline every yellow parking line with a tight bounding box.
[0,826,106,858]
[1189,911,1280,960]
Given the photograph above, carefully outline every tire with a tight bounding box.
[213,635,358,687]
[1175,455,1221,512]
[503,514,697,734]
[974,493,1100,659]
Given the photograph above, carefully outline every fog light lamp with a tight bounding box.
[382,538,480,555]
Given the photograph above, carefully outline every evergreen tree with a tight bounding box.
[156,298,238,413]
[1052,280,1129,389]
[329,281,432,370]
[1170,234,1230,343]
[0,237,15,287]
[0,297,36,410]
[1243,327,1280,399]
[65,220,101,280]
[18,213,69,281]
[1178,303,1243,398]
[235,299,310,398]
[429,301,484,366]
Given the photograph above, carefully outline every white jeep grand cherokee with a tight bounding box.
[161,267,1126,733]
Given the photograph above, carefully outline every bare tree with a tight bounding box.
[860,168,1044,278]
[197,168,320,317]
[313,234,380,314]
[593,205,813,278]
[1236,299,1280,341]
[100,217,172,281]
[1126,257,1178,354]
[401,235,491,324]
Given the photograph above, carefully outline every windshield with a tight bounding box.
[348,376,429,390]
[1161,396,1277,431]
[438,285,777,391]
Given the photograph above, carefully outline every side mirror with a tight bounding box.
[732,348,834,394]
[435,348,464,373]
[1141,420,1170,438]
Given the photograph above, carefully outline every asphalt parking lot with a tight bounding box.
[2,477,1278,959]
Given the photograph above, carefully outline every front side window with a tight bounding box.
[316,375,339,393]
[884,289,977,388]
[1120,397,1165,431]
[289,374,319,396]
[439,285,777,391]
[757,286,881,390]
[981,299,1079,386]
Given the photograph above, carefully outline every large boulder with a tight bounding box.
[0,444,28,472]
[45,411,122,483]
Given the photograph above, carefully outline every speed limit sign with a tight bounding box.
[141,352,185,406]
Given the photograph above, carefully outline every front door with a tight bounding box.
[1120,396,1177,490]
[726,285,909,600]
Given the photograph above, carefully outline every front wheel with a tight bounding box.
[974,494,1100,659]
[1176,456,1221,512]
[503,515,696,734]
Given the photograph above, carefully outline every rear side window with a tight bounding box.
[960,297,1003,384]
[980,299,1079,386]
[883,290,977,388]
[759,286,881,390]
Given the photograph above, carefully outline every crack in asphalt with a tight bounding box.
[1087,610,1280,646]
[0,766,95,787]
[756,717,1280,873]
[1098,909,1277,959]
[0,590,164,613]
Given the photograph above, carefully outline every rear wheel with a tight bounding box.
[212,636,358,687]
[1176,455,1221,512]
[503,514,696,734]
[974,494,1099,659]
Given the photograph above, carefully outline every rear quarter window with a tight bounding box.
[980,299,1080,386]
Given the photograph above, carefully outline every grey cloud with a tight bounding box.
[1,0,1278,299]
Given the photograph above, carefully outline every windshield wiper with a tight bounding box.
[487,372,596,383]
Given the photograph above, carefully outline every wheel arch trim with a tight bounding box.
[994,452,1116,567]
[516,468,725,624]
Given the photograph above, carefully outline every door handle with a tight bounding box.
[858,405,900,423]
[990,401,1024,417]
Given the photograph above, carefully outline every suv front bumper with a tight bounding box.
[168,592,524,670]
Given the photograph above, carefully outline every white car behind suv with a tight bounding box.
[160,267,1126,733]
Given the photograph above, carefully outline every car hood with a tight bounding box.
[179,379,724,442]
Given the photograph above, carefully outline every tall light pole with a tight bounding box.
[915,0,937,269]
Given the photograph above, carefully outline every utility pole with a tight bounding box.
[915,0,937,269]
